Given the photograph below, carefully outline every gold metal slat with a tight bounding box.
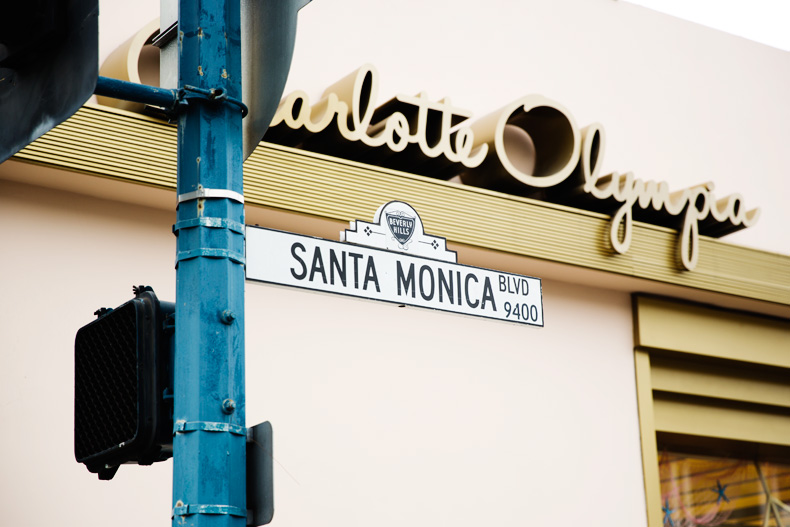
[651,357,790,408]
[653,395,790,447]
[635,296,790,368]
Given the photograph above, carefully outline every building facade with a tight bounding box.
[1,1,788,526]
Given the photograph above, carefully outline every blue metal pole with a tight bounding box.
[172,1,246,526]
[94,76,178,109]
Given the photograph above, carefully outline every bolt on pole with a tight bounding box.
[172,1,247,525]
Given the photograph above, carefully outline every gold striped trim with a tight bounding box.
[14,105,790,306]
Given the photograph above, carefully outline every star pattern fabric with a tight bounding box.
[711,480,730,505]
[662,499,675,527]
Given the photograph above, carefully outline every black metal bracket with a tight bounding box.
[179,85,249,117]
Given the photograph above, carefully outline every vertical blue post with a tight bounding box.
[172,1,246,526]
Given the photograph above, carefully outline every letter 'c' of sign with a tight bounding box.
[494,96,581,188]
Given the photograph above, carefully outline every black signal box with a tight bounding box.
[74,286,174,480]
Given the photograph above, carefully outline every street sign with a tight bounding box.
[246,202,544,326]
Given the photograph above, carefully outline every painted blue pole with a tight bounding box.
[94,76,178,109]
[172,1,246,526]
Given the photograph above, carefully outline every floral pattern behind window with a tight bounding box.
[660,452,790,526]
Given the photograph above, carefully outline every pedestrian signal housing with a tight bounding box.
[74,286,174,480]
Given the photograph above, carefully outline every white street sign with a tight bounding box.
[246,223,544,327]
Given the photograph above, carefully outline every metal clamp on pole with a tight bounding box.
[177,188,245,205]
[178,85,250,117]
[172,503,247,519]
[174,420,247,436]
[172,217,246,236]
[174,248,246,266]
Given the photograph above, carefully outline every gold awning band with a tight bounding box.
[14,105,790,306]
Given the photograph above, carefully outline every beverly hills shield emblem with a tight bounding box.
[385,211,416,245]
[341,200,458,262]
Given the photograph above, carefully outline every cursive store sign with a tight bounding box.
[265,65,760,271]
